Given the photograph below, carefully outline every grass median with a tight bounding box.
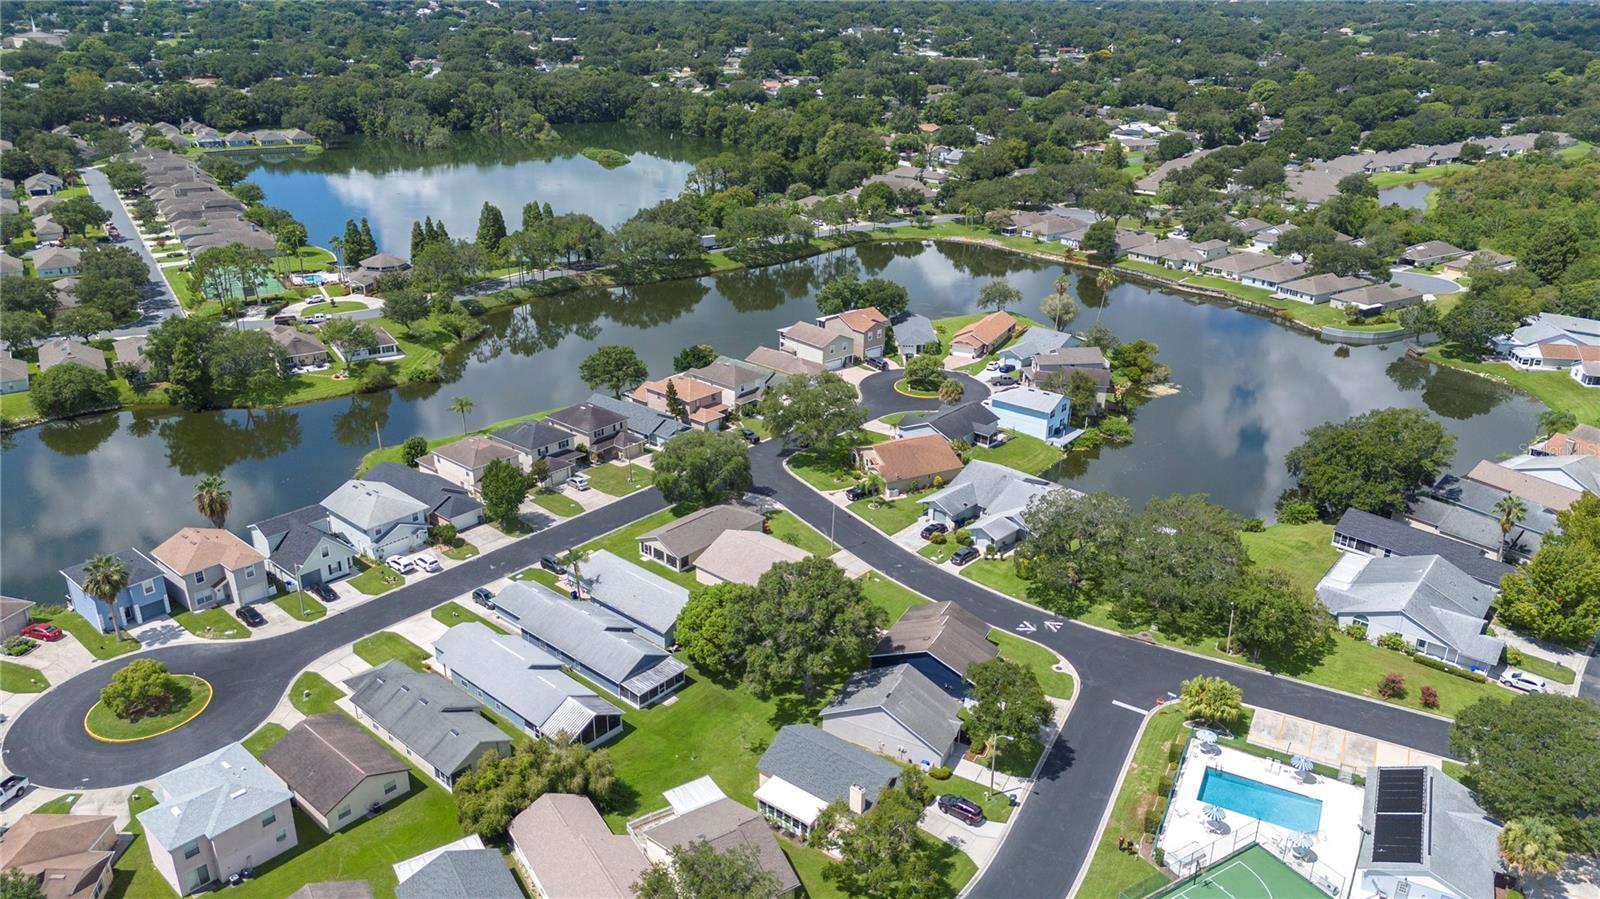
[85,674,212,742]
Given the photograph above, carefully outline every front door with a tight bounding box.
[121,605,136,626]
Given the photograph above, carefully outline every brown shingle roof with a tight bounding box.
[0,814,115,899]
[508,794,647,899]
[872,601,998,679]
[149,527,264,575]
[262,713,409,816]
[432,435,519,470]
[1465,461,1580,511]
[641,799,801,895]
[639,504,766,559]
[637,374,721,404]
[859,434,964,483]
[781,321,843,349]
[952,312,1016,350]
[833,306,888,333]
[745,345,823,376]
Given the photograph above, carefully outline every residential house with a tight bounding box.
[392,841,522,899]
[262,714,410,833]
[998,327,1072,369]
[0,595,34,640]
[252,130,288,146]
[1443,249,1515,277]
[61,547,171,632]
[484,419,583,485]
[1511,342,1600,375]
[490,581,688,707]
[1317,554,1502,671]
[321,479,431,559]
[693,530,810,586]
[631,374,727,430]
[871,601,998,695]
[113,336,152,380]
[23,172,64,196]
[191,128,224,149]
[575,550,690,647]
[0,813,117,899]
[1278,273,1371,304]
[223,131,255,147]
[820,663,964,767]
[283,129,317,145]
[332,326,401,363]
[1356,767,1501,899]
[0,352,29,394]
[37,338,105,373]
[637,504,766,571]
[344,660,513,788]
[631,781,801,898]
[1467,454,1599,511]
[1200,251,1282,280]
[984,385,1074,445]
[745,344,824,377]
[149,527,269,611]
[777,320,853,370]
[546,402,643,461]
[585,392,689,448]
[1330,508,1513,589]
[1236,260,1308,293]
[1027,347,1112,408]
[31,247,80,277]
[950,311,1017,358]
[892,313,939,356]
[509,794,647,899]
[246,505,356,590]
[894,401,1002,446]
[817,306,889,361]
[434,623,624,746]
[1405,474,1557,562]
[1330,283,1424,314]
[854,434,965,497]
[919,460,1066,552]
[424,435,522,496]
[755,724,901,839]
[1531,424,1600,459]
[265,325,328,370]
[0,253,23,277]
[30,217,65,245]
[361,462,484,530]
[1494,313,1600,363]
[137,743,297,896]
[1399,241,1468,267]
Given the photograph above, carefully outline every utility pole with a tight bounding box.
[1225,601,1236,655]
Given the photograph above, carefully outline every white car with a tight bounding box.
[303,313,329,325]
[985,360,1001,371]
[0,775,29,807]
[1499,670,1548,693]
[384,555,416,575]
[569,473,591,491]
[413,554,442,573]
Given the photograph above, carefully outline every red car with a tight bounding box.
[20,622,62,642]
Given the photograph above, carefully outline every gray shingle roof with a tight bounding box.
[547,402,628,436]
[489,419,570,454]
[822,663,963,756]
[138,743,291,849]
[394,849,522,899]
[491,582,687,695]
[758,725,900,806]
[363,462,483,523]
[1001,327,1072,360]
[434,623,621,739]
[641,798,801,896]
[577,550,689,636]
[61,547,164,590]
[321,479,429,530]
[1358,767,1500,899]
[262,713,408,817]
[1332,509,1512,587]
[744,345,824,377]
[638,505,766,559]
[896,402,999,442]
[249,504,339,571]
[584,393,689,443]
[892,314,937,351]
[344,661,510,777]
[508,795,647,899]
[1317,555,1502,663]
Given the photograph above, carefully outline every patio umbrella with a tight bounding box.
[1195,728,1218,745]
[1291,755,1314,774]
[1202,804,1226,823]
[1291,832,1315,851]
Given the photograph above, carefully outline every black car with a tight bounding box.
[950,546,980,566]
[937,794,985,826]
[845,484,871,501]
[920,522,949,540]
[310,582,338,603]
[991,375,1019,387]
[235,605,267,627]
[541,555,568,575]
[864,356,889,371]
[741,428,760,444]
[472,587,496,609]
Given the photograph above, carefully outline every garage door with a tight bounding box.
[138,597,168,622]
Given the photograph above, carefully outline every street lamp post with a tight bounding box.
[988,733,1015,800]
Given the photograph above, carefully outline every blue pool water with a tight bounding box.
[302,273,328,285]
[1197,768,1323,833]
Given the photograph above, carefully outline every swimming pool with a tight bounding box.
[302,273,328,285]
[1196,767,1323,834]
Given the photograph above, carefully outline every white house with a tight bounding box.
[1356,767,1501,899]
[983,385,1074,445]
[919,461,1065,551]
[1316,554,1502,671]
[320,479,430,559]
[1496,313,1600,366]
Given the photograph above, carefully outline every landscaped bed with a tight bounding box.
[84,674,211,741]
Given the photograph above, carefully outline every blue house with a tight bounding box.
[983,385,1075,445]
[60,548,171,632]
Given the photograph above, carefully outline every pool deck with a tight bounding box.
[1247,709,1446,773]
[1159,743,1364,898]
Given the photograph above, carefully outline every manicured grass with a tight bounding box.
[431,601,508,634]
[764,509,835,555]
[353,631,430,672]
[584,462,650,496]
[358,409,564,473]
[174,606,250,639]
[85,674,212,741]
[290,671,344,715]
[989,629,1075,699]
[849,490,930,535]
[1512,653,1576,685]
[349,560,405,595]
[34,793,83,814]
[532,506,703,589]
[1369,163,1471,188]
[243,722,288,757]
[919,541,953,563]
[300,299,367,314]
[0,388,38,427]
[1074,705,1185,899]
[1,660,49,692]
[967,431,1061,475]
[786,429,888,491]
[1241,522,1339,596]
[1423,347,1600,426]
[894,377,943,397]
[441,541,480,561]
[273,592,326,622]
[30,605,139,659]
[962,558,1032,601]
[934,770,1016,822]
[858,571,927,622]
[531,489,583,517]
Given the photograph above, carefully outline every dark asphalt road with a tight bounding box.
[80,167,183,338]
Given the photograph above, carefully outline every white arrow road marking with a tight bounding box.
[1015,621,1036,633]
[1044,620,1063,632]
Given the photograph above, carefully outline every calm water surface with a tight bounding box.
[0,243,1538,602]
[1378,181,1438,211]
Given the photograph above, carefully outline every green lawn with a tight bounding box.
[290,671,344,715]
[85,675,211,741]
[857,572,927,622]
[962,558,1032,601]
[1423,347,1600,426]
[1,660,49,692]
[34,793,83,814]
[786,430,888,491]
[919,541,953,563]
[300,299,368,314]
[765,509,835,555]
[1074,705,1185,899]
[848,490,930,535]
[31,605,139,659]
[243,722,288,758]
[353,632,430,672]
[893,377,943,397]
[441,541,480,561]
[356,408,560,473]
[933,771,1016,823]
[520,506,699,589]
[968,431,1061,475]
[431,601,508,634]
[1241,522,1339,595]
[531,489,583,517]
[584,462,650,496]
[273,592,327,622]
[1369,163,1471,188]
[174,607,250,640]
[1512,653,1576,685]
[989,629,1075,699]
[349,560,405,595]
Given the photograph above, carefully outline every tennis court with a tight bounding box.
[1147,844,1327,899]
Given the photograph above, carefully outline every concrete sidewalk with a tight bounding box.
[1247,708,1445,772]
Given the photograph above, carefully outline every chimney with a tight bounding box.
[848,783,867,815]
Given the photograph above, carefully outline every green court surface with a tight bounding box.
[1147,844,1327,899]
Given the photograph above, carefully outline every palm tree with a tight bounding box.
[194,475,231,528]
[1499,818,1566,878]
[83,554,131,642]
[939,377,965,405]
[449,395,475,433]
[561,548,591,598]
[1040,273,1078,329]
[1094,268,1117,326]
[1493,494,1527,561]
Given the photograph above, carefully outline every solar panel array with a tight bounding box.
[1370,768,1427,863]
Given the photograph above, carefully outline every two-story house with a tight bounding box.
[488,419,584,485]
[61,547,172,632]
[149,528,270,611]
[984,385,1074,445]
[687,358,772,412]
[546,402,643,461]
[776,321,853,370]
[320,480,430,559]
[817,307,888,362]
[422,435,522,496]
[631,375,727,430]
[246,505,357,591]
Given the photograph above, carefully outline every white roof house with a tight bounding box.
[920,460,1066,549]
[1494,312,1600,357]
[1316,554,1502,671]
[693,530,810,586]
[434,623,623,747]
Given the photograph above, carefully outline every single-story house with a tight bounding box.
[490,581,687,707]
[149,527,270,611]
[253,130,289,146]
[893,401,1002,446]
[0,252,23,276]
[1493,313,1600,361]
[950,311,1017,357]
[23,172,64,196]
[998,327,1072,368]
[745,344,824,377]
[820,663,964,767]
[777,320,853,370]
[30,217,64,245]
[755,724,901,839]
[546,402,644,461]
[266,325,329,370]
[246,504,357,590]
[424,435,522,497]
[919,460,1066,551]
[486,418,584,485]
[1,352,30,394]
[855,434,965,497]
[287,882,373,899]
[1443,249,1514,277]
[585,392,689,448]
[262,713,410,833]
[1330,508,1513,588]
[1330,283,1424,314]
[1573,357,1600,388]
[871,600,998,695]
[434,622,624,747]
[361,462,484,530]
[0,595,34,639]
[817,306,889,361]
[0,813,117,899]
[37,338,105,372]
[1531,424,1600,459]
[1399,241,1468,267]
[333,326,401,363]
[1316,554,1502,671]
[575,550,690,648]
[61,547,172,632]
[892,313,939,356]
[344,660,513,789]
[1277,273,1371,304]
[984,385,1074,445]
[223,131,255,147]
[320,479,430,559]
[1405,474,1556,563]
[637,503,765,571]
[137,743,297,896]
[693,530,810,586]
[632,782,801,898]
[1510,342,1600,372]
[1240,260,1311,291]
[112,336,151,380]
[1355,767,1501,899]
[1467,454,1597,512]
[393,840,522,899]
[509,794,648,899]
[1200,251,1281,280]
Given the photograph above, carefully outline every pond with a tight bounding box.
[245,123,722,255]
[1378,181,1437,211]
[0,242,1540,602]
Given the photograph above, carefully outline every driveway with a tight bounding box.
[79,167,182,337]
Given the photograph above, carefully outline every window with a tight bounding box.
[383,780,398,794]
[260,811,276,827]
[337,806,351,820]
[194,572,205,584]
[243,566,255,579]
[321,547,329,558]
[143,580,156,595]
[276,830,287,843]
[182,842,201,860]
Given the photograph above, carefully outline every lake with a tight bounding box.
[1378,181,1437,211]
[0,242,1540,602]
[245,124,722,255]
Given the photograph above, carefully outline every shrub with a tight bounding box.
[31,363,119,419]
[1241,517,1265,533]
[1153,847,1165,868]
[932,474,944,489]
[459,297,486,316]
[1378,672,1407,699]
[1504,647,1526,667]
[1411,654,1488,682]
[1012,554,1035,580]
[1376,632,1409,653]
[1167,739,1183,763]
[358,366,395,393]
[1420,686,1440,709]
[952,527,973,546]
[1157,775,1173,798]
[1143,806,1162,834]
[1275,496,1319,525]
[929,530,947,545]
[401,435,430,467]
[429,522,458,547]
[927,765,952,780]
[1343,621,1369,640]
[1098,415,1135,445]
[100,659,178,719]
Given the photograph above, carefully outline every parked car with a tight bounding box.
[385,555,416,575]
[471,587,496,609]
[920,522,949,540]
[540,555,568,575]
[303,313,329,324]
[864,356,889,371]
[937,794,985,826]
[569,473,591,490]
[235,605,266,628]
[741,428,760,444]
[985,360,1002,371]
[991,375,1019,387]
[310,582,338,603]
[0,775,29,807]
[19,622,62,642]
[1499,670,1548,693]
[845,484,871,501]
[413,554,442,573]
[950,546,980,566]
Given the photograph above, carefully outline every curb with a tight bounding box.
[1065,705,1167,899]
[83,674,213,744]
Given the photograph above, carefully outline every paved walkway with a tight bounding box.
[1246,708,1445,772]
